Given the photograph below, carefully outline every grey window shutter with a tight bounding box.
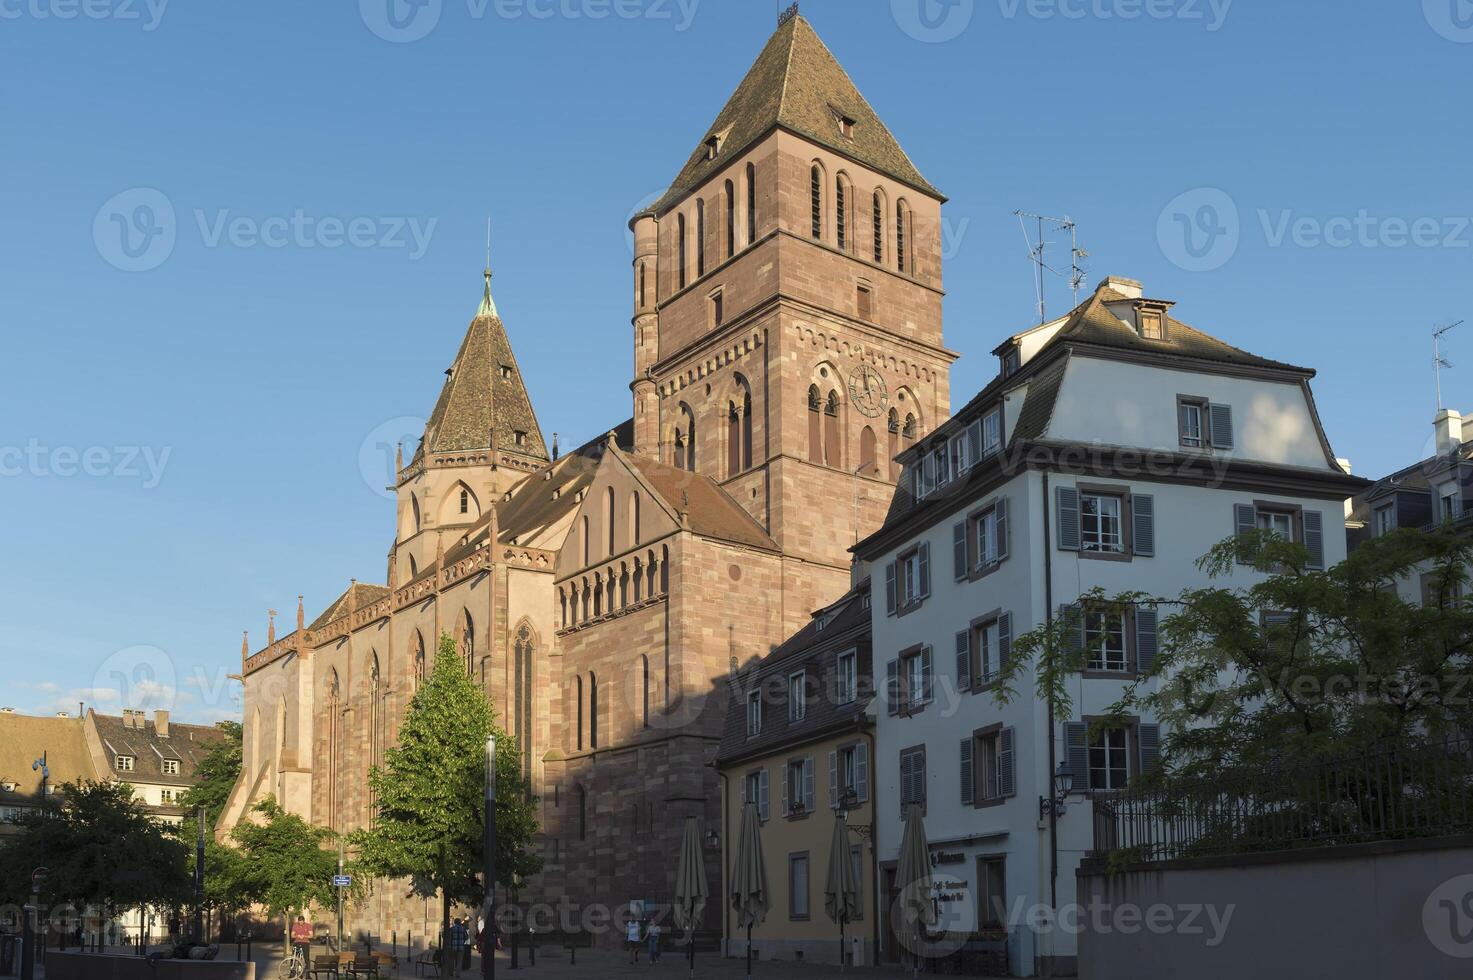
[998,612,1013,675]
[855,744,869,802]
[885,659,899,716]
[1138,723,1162,774]
[1209,404,1234,450]
[780,765,787,814]
[959,738,974,806]
[1056,486,1081,551]
[967,419,982,461]
[1234,503,1257,565]
[1132,494,1155,557]
[918,543,931,599]
[758,768,769,821]
[1135,606,1159,675]
[999,728,1016,798]
[1064,722,1089,790]
[996,497,1010,562]
[885,562,897,615]
[953,522,967,580]
[828,751,838,809]
[919,645,933,704]
[803,757,815,811]
[955,630,972,691]
[1303,511,1325,569]
[1060,604,1083,656]
[740,774,748,803]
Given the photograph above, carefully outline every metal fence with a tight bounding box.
[1092,736,1473,863]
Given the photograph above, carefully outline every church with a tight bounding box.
[218,10,954,940]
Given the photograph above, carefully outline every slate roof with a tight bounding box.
[626,454,780,552]
[715,586,873,768]
[651,14,939,216]
[309,582,391,631]
[90,712,227,788]
[414,274,549,466]
[0,712,96,805]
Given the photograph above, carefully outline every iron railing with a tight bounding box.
[1092,736,1473,864]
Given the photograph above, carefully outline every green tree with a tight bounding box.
[176,721,243,825]
[229,798,342,954]
[0,781,191,925]
[351,632,541,952]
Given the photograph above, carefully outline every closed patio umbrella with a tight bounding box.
[673,815,709,980]
[729,802,769,979]
[824,813,859,970]
[894,804,935,975]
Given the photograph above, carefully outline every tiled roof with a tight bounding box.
[308,582,391,631]
[715,588,873,767]
[0,712,96,804]
[651,14,939,215]
[626,455,780,552]
[414,276,549,466]
[90,712,227,788]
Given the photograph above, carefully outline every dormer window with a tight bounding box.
[162,759,180,776]
[514,431,527,447]
[501,365,513,380]
[1001,347,1020,377]
[1138,307,1166,340]
[116,755,134,772]
[837,114,856,139]
[704,134,722,160]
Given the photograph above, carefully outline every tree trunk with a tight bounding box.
[441,891,451,974]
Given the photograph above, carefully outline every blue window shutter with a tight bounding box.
[1234,503,1258,565]
[1135,606,1159,675]
[1132,494,1155,557]
[953,522,967,580]
[1303,511,1325,569]
[999,728,1016,798]
[828,751,838,809]
[918,543,931,599]
[759,767,769,821]
[1064,722,1089,789]
[885,660,899,716]
[1056,487,1081,551]
[996,497,1010,562]
[885,562,897,615]
[959,738,974,806]
[998,612,1013,675]
[1138,723,1161,775]
[955,630,972,691]
[855,743,869,802]
[1209,404,1234,450]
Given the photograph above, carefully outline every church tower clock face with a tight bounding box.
[848,364,888,418]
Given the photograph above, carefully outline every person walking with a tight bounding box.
[625,916,642,964]
[446,918,467,977]
[646,917,661,963]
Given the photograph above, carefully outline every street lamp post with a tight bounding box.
[193,806,206,943]
[483,737,496,980]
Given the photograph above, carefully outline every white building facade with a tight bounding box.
[856,277,1365,976]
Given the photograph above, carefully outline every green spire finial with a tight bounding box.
[477,216,498,318]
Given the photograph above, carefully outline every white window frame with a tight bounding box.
[1084,610,1127,672]
[978,731,1003,802]
[788,670,807,723]
[900,551,922,606]
[162,759,180,776]
[116,755,134,772]
[1258,510,1294,541]
[1080,492,1124,554]
[930,442,950,490]
[1179,400,1204,448]
[1374,504,1395,537]
[950,432,971,476]
[976,620,1000,684]
[1089,727,1131,791]
[982,410,1002,458]
[746,690,762,737]
[973,507,1001,570]
[836,650,857,705]
[1441,484,1461,522]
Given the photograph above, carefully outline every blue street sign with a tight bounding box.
[333,875,351,888]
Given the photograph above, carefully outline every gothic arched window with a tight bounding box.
[675,404,697,472]
[824,390,841,468]
[677,213,688,289]
[836,175,849,251]
[810,165,823,240]
[642,654,651,729]
[896,201,909,274]
[696,198,706,278]
[746,163,757,244]
[606,486,617,556]
[860,425,877,476]
[589,672,599,749]
[724,179,736,258]
[807,384,823,463]
[872,190,886,264]
[514,624,534,782]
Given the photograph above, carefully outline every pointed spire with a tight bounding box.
[297,595,305,632]
[477,217,499,319]
[267,610,277,645]
[241,631,249,663]
[395,441,404,473]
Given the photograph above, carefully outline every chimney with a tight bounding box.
[155,710,170,738]
[1435,409,1464,455]
[1099,275,1144,300]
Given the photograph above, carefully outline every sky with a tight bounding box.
[1,0,1470,724]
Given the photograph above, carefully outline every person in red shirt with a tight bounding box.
[290,917,314,961]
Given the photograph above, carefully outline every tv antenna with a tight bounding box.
[1015,211,1088,325]
[1435,321,1462,411]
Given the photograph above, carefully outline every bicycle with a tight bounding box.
[278,944,307,979]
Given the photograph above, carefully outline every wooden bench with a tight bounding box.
[413,949,440,977]
[533,930,590,964]
[307,954,341,978]
[346,953,380,977]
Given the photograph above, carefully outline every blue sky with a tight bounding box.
[2,0,1469,722]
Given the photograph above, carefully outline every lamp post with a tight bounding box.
[1038,763,1075,820]
[193,806,206,943]
[483,737,496,980]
